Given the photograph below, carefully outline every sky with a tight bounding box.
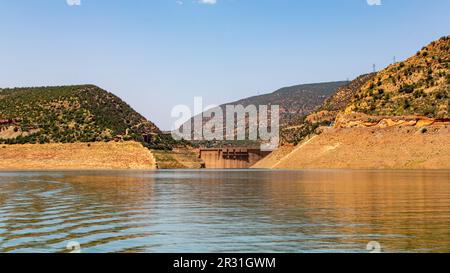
[0,0,449,130]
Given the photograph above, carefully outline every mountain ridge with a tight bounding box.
[178,81,349,147]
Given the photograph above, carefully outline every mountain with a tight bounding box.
[0,85,161,145]
[281,74,375,144]
[254,35,450,170]
[316,74,377,117]
[346,35,450,118]
[281,36,450,145]
[180,81,348,146]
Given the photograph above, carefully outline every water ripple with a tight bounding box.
[1,170,450,252]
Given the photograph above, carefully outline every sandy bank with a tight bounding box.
[0,141,156,170]
[253,125,450,170]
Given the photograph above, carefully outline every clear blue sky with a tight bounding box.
[1,0,449,129]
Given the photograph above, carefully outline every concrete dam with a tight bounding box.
[198,148,271,169]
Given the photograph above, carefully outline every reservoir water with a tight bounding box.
[0,170,449,253]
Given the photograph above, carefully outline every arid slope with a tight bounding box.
[254,36,450,170]
[254,126,450,170]
[0,141,156,170]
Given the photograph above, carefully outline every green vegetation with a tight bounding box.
[348,35,450,118]
[151,149,204,169]
[400,85,415,94]
[144,134,189,151]
[0,85,168,147]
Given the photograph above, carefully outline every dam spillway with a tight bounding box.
[198,148,271,169]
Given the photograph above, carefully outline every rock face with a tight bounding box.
[334,113,450,129]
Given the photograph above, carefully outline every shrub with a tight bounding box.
[423,105,437,117]
[400,85,415,94]
[413,90,425,98]
[403,100,411,109]
[435,91,448,100]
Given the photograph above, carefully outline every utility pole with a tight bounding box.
[393,56,397,64]
[373,64,376,73]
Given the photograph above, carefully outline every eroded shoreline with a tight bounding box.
[0,141,156,170]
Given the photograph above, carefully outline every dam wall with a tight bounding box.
[199,148,270,169]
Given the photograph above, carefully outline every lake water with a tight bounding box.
[0,170,450,253]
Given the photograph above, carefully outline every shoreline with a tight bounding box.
[2,168,450,172]
[0,141,156,171]
[254,125,450,170]
[2,127,450,171]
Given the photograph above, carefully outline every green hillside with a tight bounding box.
[347,35,450,118]
[0,85,163,145]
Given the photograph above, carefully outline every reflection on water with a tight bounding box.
[0,170,450,253]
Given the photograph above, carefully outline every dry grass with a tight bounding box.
[0,141,156,170]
